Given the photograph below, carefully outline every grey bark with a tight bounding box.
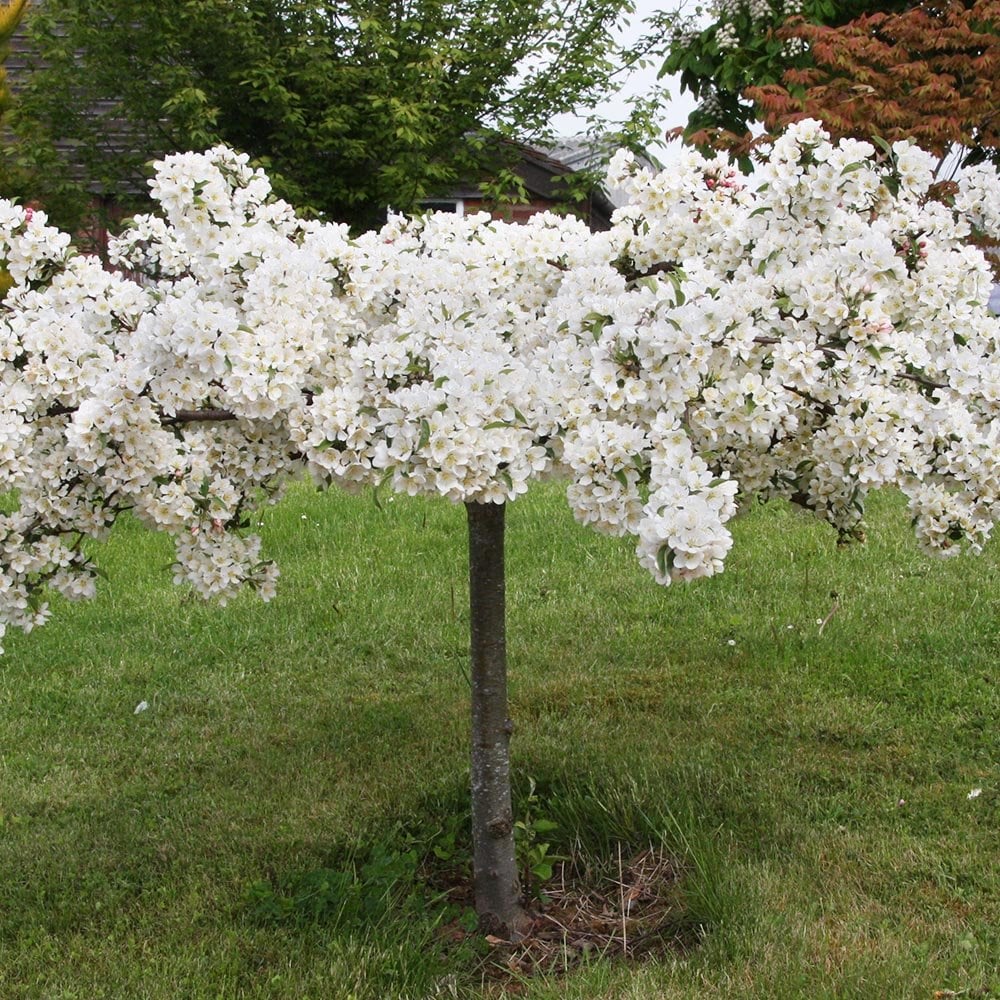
[465,500,528,939]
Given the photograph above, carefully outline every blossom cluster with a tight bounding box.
[708,0,805,53]
[605,121,1000,556]
[956,162,1000,239]
[2,122,1000,651]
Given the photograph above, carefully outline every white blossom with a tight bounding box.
[1,123,1000,646]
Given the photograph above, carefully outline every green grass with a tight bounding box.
[0,482,997,998]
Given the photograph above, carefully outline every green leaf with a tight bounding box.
[665,269,687,306]
[871,135,894,156]
[757,248,785,277]
[583,311,612,342]
[532,862,554,881]
[656,544,675,579]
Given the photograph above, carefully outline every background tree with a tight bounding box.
[0,0,28,295]
[0,0,100,235]
[0,0,27,121]
[746,0,1000,171]
[5,0,661,230]
[656,0,909,144]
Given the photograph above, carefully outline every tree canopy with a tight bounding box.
[4,0,660,230]
[659,0,1000,171]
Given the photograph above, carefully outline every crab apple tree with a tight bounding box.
[2,121,1000,936]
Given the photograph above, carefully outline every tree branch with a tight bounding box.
[43,402,240,425]
[896,370,947,393]
[162,409,238,425]
[782,383,836,418]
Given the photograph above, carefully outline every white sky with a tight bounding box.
[552,0,698,163]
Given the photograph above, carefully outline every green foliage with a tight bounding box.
[7,0,662,231]
[514,776,566,897]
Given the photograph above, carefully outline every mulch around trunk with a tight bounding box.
[435,845,698,984]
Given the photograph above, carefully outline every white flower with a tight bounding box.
[1,122,1000,647]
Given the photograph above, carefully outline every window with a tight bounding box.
[418,199,464,216]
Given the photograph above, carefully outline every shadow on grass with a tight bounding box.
[233,767,753,985]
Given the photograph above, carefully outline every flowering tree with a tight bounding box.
[2,120,1000,936]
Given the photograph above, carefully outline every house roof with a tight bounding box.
[447,136,628,230]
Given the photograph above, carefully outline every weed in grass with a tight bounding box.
[244,837,485,997]
[513,776,566,901]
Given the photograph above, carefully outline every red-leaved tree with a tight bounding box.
[747,0,1000,170]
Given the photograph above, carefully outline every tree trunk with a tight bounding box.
[465,500,528,939]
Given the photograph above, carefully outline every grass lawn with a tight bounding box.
[0,481,997,998]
